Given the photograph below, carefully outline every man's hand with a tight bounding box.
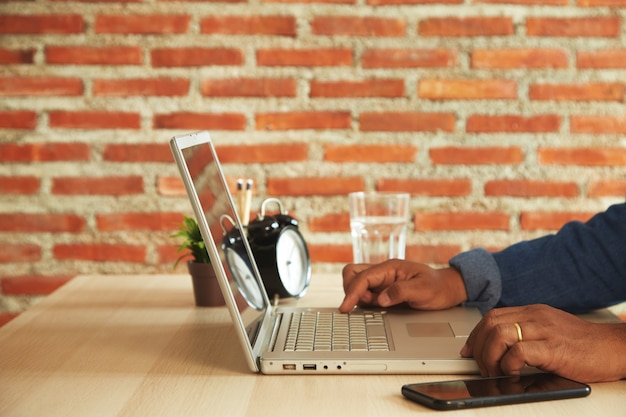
[338,259,468,313]
[461,304,626,383]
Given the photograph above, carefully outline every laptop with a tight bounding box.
[169,130,482,374]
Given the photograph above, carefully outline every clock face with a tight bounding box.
[275,227,311,296]
[224,247,265,310]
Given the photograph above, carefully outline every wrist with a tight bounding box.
[436,266,468,307]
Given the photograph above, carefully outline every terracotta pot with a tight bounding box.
[187,261,225,307]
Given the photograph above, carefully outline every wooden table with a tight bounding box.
[0,274,623,417]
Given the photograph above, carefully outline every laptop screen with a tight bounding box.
[171,132,271,352]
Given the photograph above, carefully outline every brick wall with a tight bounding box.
[1,0,626,323]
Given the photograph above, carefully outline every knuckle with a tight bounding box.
[482,309,500,327]
[385,283,403,300]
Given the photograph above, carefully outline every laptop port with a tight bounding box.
[282,364,296,370]
[302,364,317,370]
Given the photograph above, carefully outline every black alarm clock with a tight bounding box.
[221,199,311,309]
[246,198,311,300]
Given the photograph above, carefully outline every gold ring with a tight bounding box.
[514,322,523,342]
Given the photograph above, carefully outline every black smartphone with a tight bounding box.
[401,373,590,410]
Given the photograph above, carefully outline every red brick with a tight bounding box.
[157,244,181,266]
[0,214,85,233]
[46,46,142,65]
[49,111,141,129]
[307,213,350,233]
[201,78,296,97]
[257,48,352,67]
[571,115,626,134]
[264,0,354,3]
[323,144,417,162]
[0,48,35,64]
[406,244,462,265]
[157,177,186,197]
[530,83,624,101]
[538,147,626,166]
[217,143,309,163]
[0,77,83,96]
[414,211,510,231]
[174,0,244,2]
[377,178,472,197]
[0,143,90,162]
[471,48,568,69]
[0,110,37,129]
[256,112,351,130]
[466,114,560,133]
[0,244,41,263]
[95,15,190,34]
[200,16,296,36]
[52,176,144,195]
[1,275,73,295]
[311,16,405,37]
[308,244,353,263]
[53,244,146,262]
[577,50,626,69]
[368,0,461,4]
[103,144,172,162]
[485,180,579,197]
[310,79,404,98]
[578,0,626,5]
[362,48,456,68]
[520,211,594,231]
[526,17,620,37]
[430,147,524,165]
[0,176,40,194]
[0,15,83,34]
[588,180,626,197]
[267,177,364,196]
[475,0,566,4]
[151,48,243,67]
[93,78,190,96]
[154,112,246,130]
[419,79,517,100]
[360,112,455,132]
[97,212,183,231]
[418,17,513,36]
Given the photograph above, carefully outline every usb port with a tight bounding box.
[303,364,317,370]
[282,364,296,370]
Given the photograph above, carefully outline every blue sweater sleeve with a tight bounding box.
[450,202,626,315]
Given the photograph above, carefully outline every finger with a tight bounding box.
[338,284,373,312]
[375,279,416,308]
[498,340,555,377]
[461,308,505,358]
[379,279,435,309]
[339,266,385,312]
[340,261,408,312]
[341,263,370,292]
[478,322,524,377]
[460,307,526,361]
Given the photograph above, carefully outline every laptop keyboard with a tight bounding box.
[284,311,390,352]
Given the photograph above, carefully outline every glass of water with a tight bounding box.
[348,192,410,264]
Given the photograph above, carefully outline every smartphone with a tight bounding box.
[401,373,590,410]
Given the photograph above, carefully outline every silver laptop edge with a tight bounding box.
[170,131,275,372]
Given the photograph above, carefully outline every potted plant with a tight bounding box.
[172,215,224,307]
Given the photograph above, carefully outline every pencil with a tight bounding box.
[242,179,253,226]
[237,179,245,224]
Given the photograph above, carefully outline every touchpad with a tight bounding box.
[406,322,454,337]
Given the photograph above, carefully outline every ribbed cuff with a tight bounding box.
[449,248,502,315]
